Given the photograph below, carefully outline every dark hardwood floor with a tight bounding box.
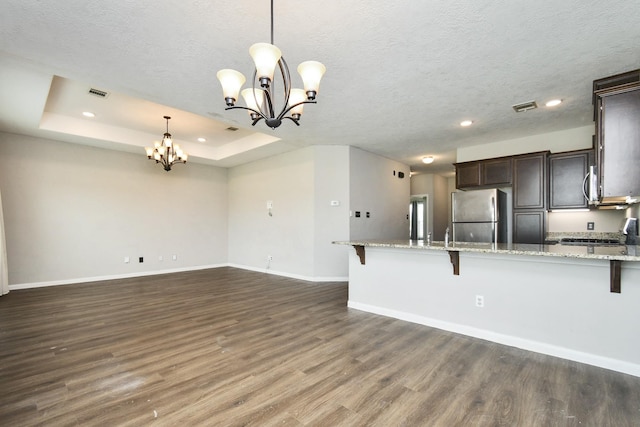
[1,267,639,426]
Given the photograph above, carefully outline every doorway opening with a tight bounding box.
[409,195,429,240]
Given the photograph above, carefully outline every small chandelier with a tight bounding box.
[216,0,326,129]
[144,116,188,172]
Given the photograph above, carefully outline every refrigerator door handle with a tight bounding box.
[492,221,497,244]
[491,196,496,223]
[491,196,497,243]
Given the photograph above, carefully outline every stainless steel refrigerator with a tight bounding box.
[451,189,507,243]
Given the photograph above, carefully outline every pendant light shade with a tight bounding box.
[217,69,246,106]
[288,88,307,117]
[297,61,326,100]
[241,88,265,114]
[249,43,282,87]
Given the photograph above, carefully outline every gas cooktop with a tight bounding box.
[559,237,622,246]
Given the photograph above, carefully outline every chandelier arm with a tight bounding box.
[279,57,292,107]
[223,105,266,126]
[282,116,301,126]
[225,105,265,118]
[277,100,317,120]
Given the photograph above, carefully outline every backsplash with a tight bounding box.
[547,204,639,242]
[547,209,626,233]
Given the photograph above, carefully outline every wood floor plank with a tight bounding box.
[1,267,639,426]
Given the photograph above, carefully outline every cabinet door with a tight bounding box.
[513,210,545,244]
[455,162,480,188]
[549,150,592,210]
[482,158,512,186]
[513,153,547,210]
[598,87,640,199]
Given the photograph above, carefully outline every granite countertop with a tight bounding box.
[333,239,640,262]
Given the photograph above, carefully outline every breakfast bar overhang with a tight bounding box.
[333,240,640,377]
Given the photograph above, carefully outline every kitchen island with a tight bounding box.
[333,239,640,377]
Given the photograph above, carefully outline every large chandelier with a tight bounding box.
[144,116,188,172]
[216,0,326,129]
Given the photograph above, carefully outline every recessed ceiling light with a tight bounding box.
[197,137,207,142]
[460,120,473,127]
[422,156,435,164]
[545,99,562,107]
[82,111,95,118]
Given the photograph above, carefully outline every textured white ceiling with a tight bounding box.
[1,0,639,175]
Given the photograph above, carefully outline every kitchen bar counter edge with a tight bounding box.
[332,239,640,262]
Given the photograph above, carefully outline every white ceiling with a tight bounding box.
[1,1,639,176]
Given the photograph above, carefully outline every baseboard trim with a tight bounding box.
[8,264,226,290]
[227,263,348,283]
[348,300,640,378]
[8,264,348,291]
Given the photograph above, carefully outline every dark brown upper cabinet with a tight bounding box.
[455,157,512,190]
[455,162,481,188]
[513,152,548,210]
[548,149,593,210]
[593,69,640,204]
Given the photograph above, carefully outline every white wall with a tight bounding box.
[456,125,594,162]
[349,147,410,240]
[1,136,403,285]
[227,145,352,280]
[0,132,228,286]
[313,146,350,279]
[227,147,316,278]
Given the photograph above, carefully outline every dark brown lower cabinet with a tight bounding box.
[513,210,546,244]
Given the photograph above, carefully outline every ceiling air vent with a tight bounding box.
[88,88,109,98]
[226,126,239,131]
[512,101,537,113]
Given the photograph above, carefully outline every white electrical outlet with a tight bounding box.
[267,255,273,261]
[475,295,484,308]
[124,256,130,264]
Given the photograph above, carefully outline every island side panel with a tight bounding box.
[347,247,640,377]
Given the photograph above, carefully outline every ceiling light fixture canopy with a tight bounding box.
[144,116,188,172]
[216,0,326,129]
